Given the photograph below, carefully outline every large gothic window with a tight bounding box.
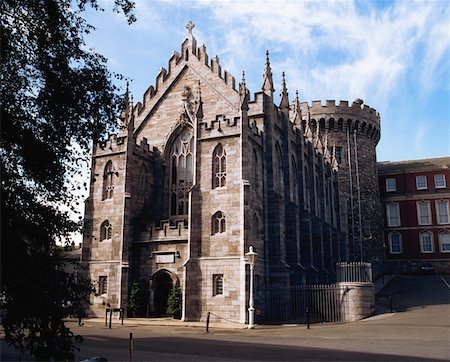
[103,160,115,200]
[170,128,193,216]
[212,144,226,188]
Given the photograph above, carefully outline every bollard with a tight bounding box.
[109,309,112,329]
[121,308,124,325]
[105,309,108,327]
[389,294,393,313]
[206,312,211,333]
[306,307,310,329]
[129,332,133,362]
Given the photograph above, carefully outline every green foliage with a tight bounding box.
[166,285,182,319]
[0,0,135,359]
[127,281,146,317]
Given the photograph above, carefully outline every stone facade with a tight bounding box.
[81,24,382,323]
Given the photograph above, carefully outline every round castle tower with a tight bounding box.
[300,99,384,269]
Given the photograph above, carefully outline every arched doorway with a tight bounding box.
[152,270,175,316]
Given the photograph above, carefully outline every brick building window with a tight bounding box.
[436,200,449,224]
[417,201,432,225]
[98,276,108,295]
[212,144,226,188]
[100,220,112,241]
[211,211,226,235]
[386,178,396,192]
[419,231,434,253]
[103,160,116,200]
[386,203,400,226]
[439,231,450,252]
[213,274,223,296]
[388,232,402,254]
[416,175,427,190]
[434,174,446,189]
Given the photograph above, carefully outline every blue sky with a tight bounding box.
[83,0,450,162]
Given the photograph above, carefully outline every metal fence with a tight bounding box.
[336,262,372,283]
[262,284,344,324]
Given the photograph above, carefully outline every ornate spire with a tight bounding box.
[262,50,274,97]
[239,71,249,110]
[195,80,203,119]
[292,90,302,125]
[280,71,289,110]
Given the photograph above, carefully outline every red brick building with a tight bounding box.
[378,157,450,274]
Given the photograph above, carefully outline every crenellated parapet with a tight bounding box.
[299,99,381,144]
[94,133,127,156]
[135,219,188,243]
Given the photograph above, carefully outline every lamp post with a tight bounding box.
[245,246,257,329]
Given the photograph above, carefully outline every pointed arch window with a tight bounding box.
[103,161,116,200]
[304,166,311,212]
[253,213,260,239]
[274,143,283,192]
[169,128,193,216]
[100,220,112,241]
[211,211,226,235]
[212,144,226,188]
[290,156,298,203]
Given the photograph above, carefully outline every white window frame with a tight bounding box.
[419,231,434,253]
[386,202,400,227]
[436,200,449,225]
[388,232,402,254]
[417,201,432,225]
[385,178,397,192]
[416,175,427,190]
[213,274,224,296]
[439,231,450,253]
[434,174,446,189]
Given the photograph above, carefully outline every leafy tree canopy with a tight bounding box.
[1,0,135,359]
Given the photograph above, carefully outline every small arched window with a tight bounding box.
[213,274,223,296]
[211,211,226,235]
[419,231,434,253]
[439,231,450,252]
[103,161,115,200]
[388,232,402,254]
[100,220,112,241]
[212,144,226,188]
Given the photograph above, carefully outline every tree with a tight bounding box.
[0,0,135,359]
[127,281,145,317]
[166,285,182,319]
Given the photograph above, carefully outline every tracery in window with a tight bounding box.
[211,211,226,235]
[169,128,193,216]
[212,144,226,188]
[100,220,112,241]
[103,161,115,200]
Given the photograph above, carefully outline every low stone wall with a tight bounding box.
[339,282,375,322]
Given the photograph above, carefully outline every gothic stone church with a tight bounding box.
[82,23,382,322]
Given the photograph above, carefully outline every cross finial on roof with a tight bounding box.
[186,21,195,36]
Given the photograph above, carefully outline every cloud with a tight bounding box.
[191,0,449,107]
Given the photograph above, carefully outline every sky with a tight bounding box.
[70,0,449,244]
[82,0,450,162]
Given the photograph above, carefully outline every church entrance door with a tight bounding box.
[153,270,173,315]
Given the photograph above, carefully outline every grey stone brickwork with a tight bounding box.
[81,23,381,323]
